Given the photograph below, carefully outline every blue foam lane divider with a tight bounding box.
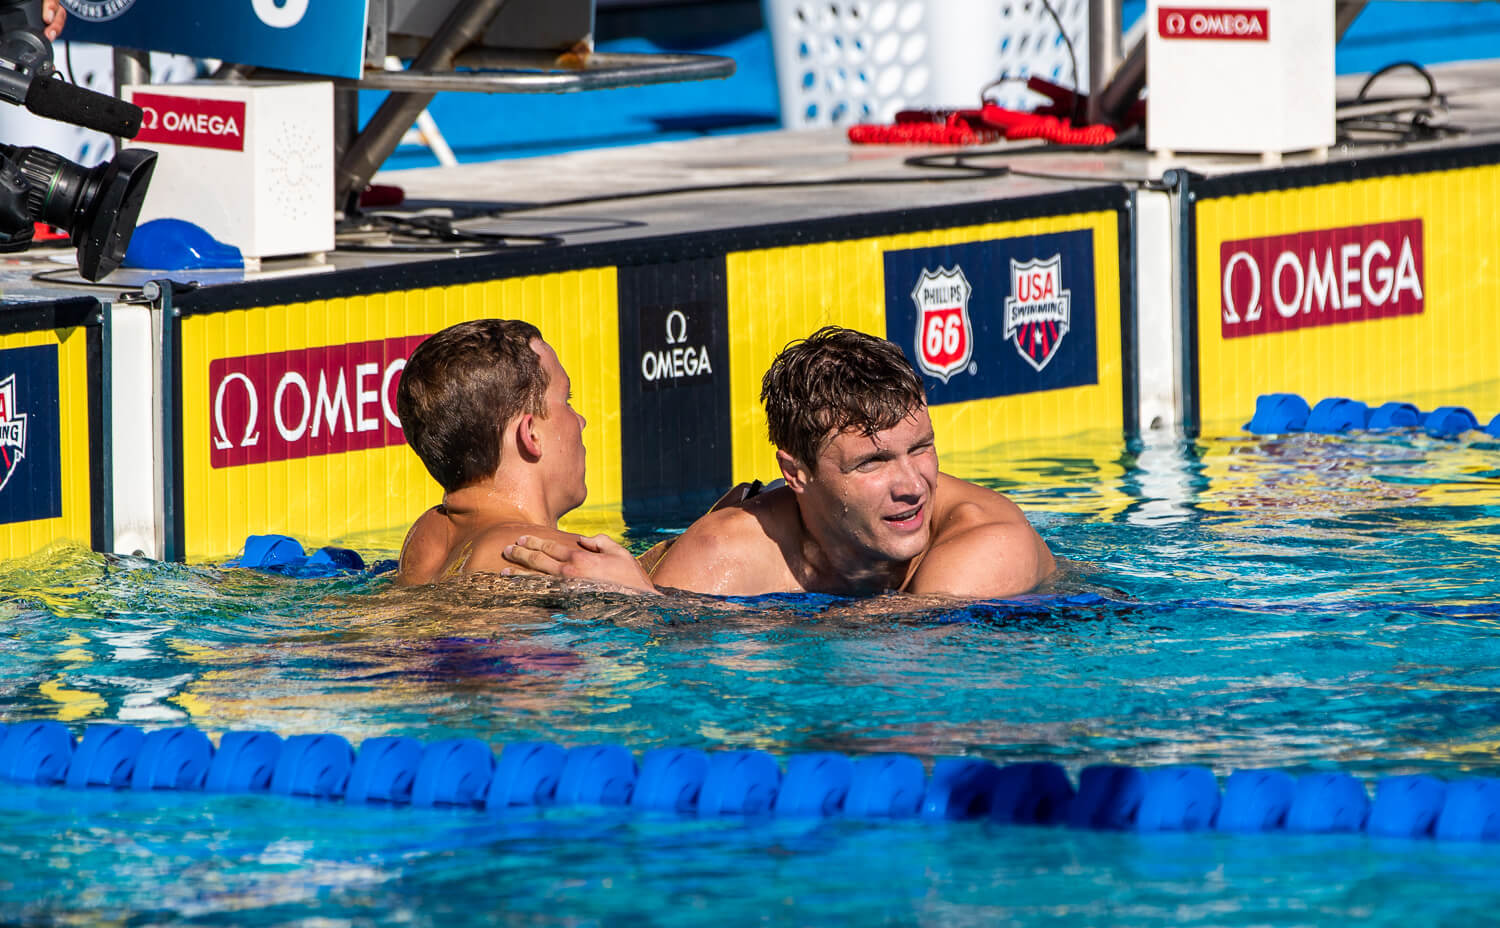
[923,758,1002,821]
[412,738,494,808]
[1069,765,1147,830]
[346,736,423,804]
[1217,769,1295,832]
[1369,775,1446,838]
[1425,406,1479,438]
[132,727,214,791]
[1369,401,1422,430]
[845,755,925,818]
[1246,394,1499,439]
[66,724,145,790]
[989,762,1074,825]
[633,748,710,813]
[1287,773,1370,833]
[488,741,566,808]
[774,752,853,816]
[556,744,637,806]
[1306,398,1370,434]
[699,750,781,816]
[270,734,355,799]
[12,719,1500,843]
[1246,393,1311,434]
[1136,766,1221,831]
[0,721,74,785]
[1435,778,1500,842]
[206,731,283,792]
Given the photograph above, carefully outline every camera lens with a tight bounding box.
[0,143,156,280]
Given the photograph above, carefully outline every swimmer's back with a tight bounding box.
[395,506,575,586]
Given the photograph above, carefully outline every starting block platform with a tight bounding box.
[2,61,1499,564]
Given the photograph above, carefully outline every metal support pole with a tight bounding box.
[334,0,511,211]
[1087,0,1122,125]
[112,46,149,152]
[1097,36,1144,127]
[1335,0,1370,42]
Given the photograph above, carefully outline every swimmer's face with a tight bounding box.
[801,405,938,565]
[532,339,588,512]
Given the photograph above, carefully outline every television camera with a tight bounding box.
[0,0,154,280]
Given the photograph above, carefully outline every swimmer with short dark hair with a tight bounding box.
[394,319,656,591]
[507,325,1055,599]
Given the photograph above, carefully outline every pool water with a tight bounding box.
[3,430,1500,925]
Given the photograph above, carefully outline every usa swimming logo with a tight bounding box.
[1004,255,1071,372]
[910,266,975,383]
[0,374,27,493]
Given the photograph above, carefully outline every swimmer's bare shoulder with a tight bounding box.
[907,472,1055,598]
[395,506,455,586]
[459,523,581,577]
[651,488,802,595]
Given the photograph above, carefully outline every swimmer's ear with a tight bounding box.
[776,450,810,492]
[516,413,543,460]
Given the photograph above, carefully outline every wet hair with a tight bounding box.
[761,325,927,469]
[396,318,549,492]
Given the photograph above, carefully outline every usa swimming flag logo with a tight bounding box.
[1004,255,1071,372]
[0,374,29,494]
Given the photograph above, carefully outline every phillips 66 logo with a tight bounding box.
[909,266,975,382]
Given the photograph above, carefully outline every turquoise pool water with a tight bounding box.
[3,431,1500,925]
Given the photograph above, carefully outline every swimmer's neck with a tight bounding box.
[794,508,917,596]
[440,482,560,529]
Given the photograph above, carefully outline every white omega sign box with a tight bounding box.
[122,81,334,263]
[1146,0,1335,158]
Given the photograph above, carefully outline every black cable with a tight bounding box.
[1038,0,1083,124]
[1356,60,1438,104]
[337,211,565,254]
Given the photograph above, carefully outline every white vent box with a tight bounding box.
[122,81,334,263]
[1146,0,1335,157]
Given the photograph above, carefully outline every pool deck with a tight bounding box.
[1,60,1498,304]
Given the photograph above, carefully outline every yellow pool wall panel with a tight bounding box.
[725,211,1126,482]
[1194,160,1500,433]
[179,269,622,562]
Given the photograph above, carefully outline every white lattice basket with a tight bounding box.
[765,0,1090,128]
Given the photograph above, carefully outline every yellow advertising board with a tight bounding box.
[177,270,621,562]
[1192,147,1500,434]
[726,208,1130,483]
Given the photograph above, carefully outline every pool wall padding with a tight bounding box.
[2,720,1496,840]
[7,141,1500,562]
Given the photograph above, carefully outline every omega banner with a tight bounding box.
[177,269,623,562]
[1191,147,1500,431]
